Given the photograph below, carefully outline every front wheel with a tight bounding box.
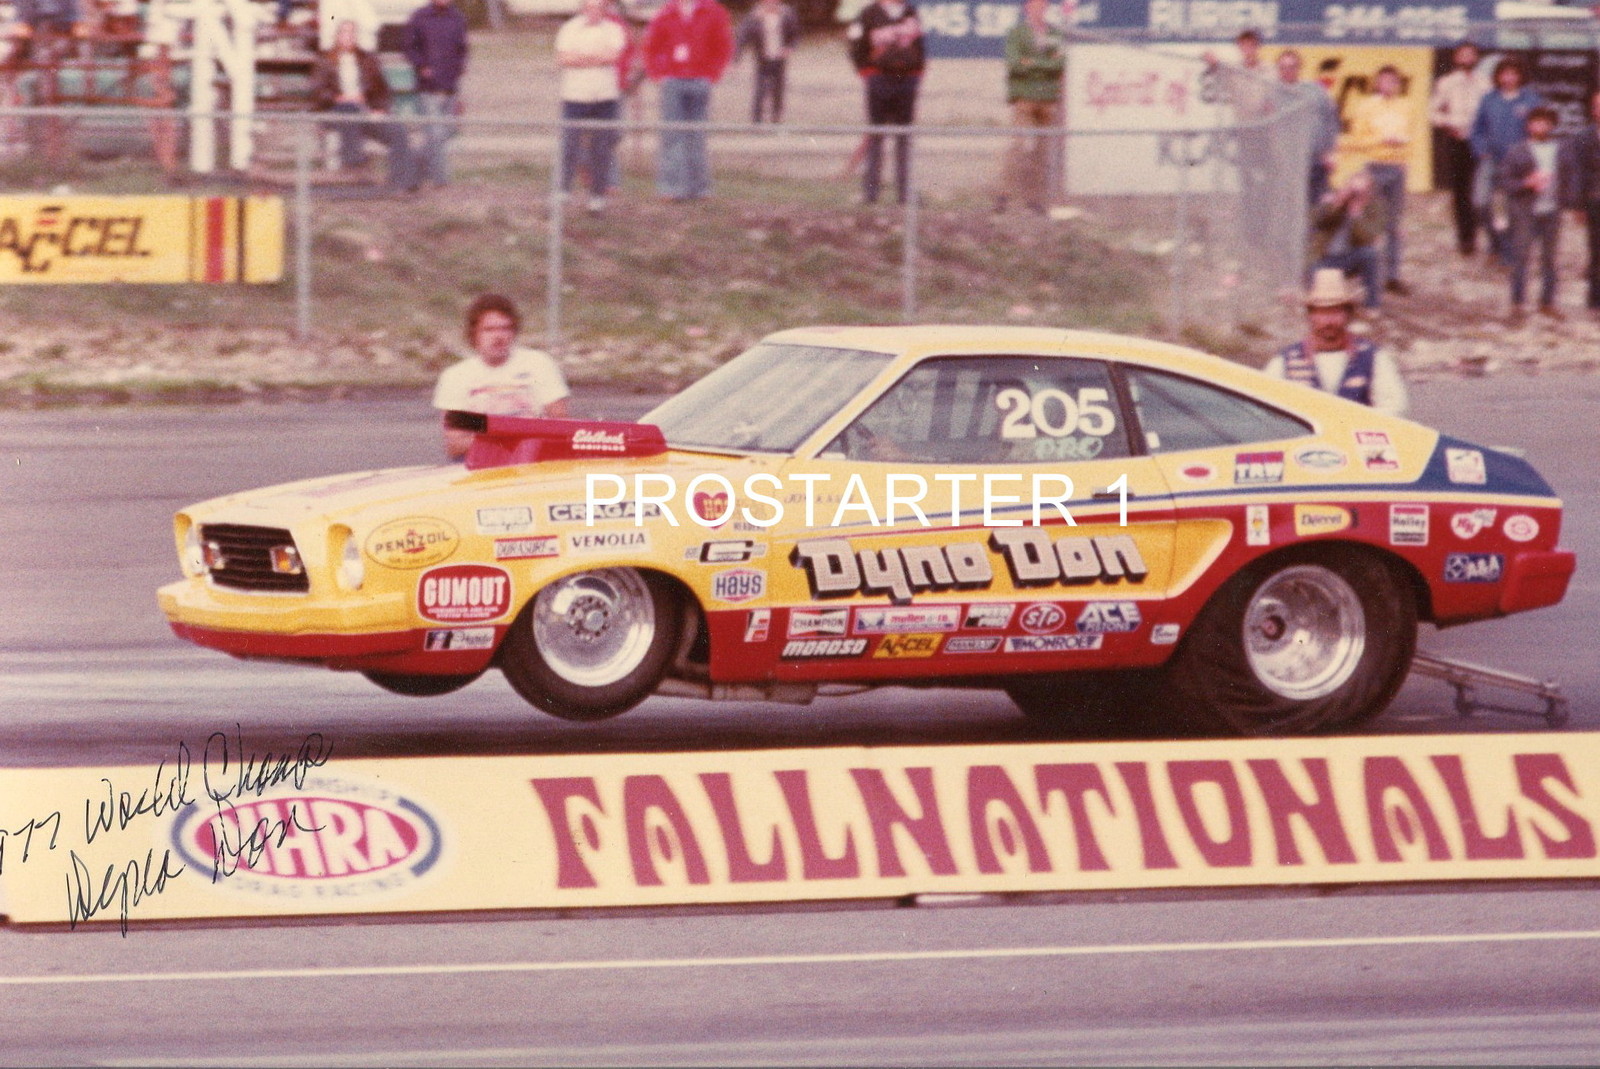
[1161,548,1416,736]
[498,568,679,721]
[361,670,483,697]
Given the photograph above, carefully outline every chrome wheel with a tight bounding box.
[531,569,658,688]
[1242,564,1366,701]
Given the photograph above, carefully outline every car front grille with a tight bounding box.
[200,523,309,593]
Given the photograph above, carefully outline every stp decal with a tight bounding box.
[1018,603,1067,634]
[418,564,511,623]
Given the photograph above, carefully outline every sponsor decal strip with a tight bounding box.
[4,734,1594,923]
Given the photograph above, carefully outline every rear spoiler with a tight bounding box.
[451,413,669,470]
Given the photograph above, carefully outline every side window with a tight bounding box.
[1125,368,1311,453]
[824,356,1132,464]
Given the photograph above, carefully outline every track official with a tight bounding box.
[1264,267,1408,415]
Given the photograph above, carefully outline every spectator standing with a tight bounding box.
[312,19,417,193]
[848,0,925,206]
[997,0,1063,214]
[1275,48,1339,207]
[1348,64,1411,295]
[736,0,798,123]
[1561,89,1600,312]
[1264,268,1408,415]
[404,0,469,189]
[643,0,734,201]
[556,0,626,213]
[1499,105,1568,322]
[1470,58,1544,263]
[1308,170,1385,308]
[1429,41,1490,255]
[434,294,572,461]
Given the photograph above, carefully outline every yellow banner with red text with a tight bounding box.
[1,732,1596,928]
[0,195,283,283]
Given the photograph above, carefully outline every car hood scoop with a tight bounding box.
[457,414,670,470]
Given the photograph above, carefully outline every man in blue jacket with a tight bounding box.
[405,0,470,188]
[1470,57,1544,262]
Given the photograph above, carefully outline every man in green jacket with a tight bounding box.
[999,0,1064,213]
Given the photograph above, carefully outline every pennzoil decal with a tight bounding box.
[791,531,1148,604]
[364,518,459,570]
[169,775,444,899]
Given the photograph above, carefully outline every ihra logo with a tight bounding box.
[170,776,443,900]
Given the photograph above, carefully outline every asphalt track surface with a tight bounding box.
[1,374,1598,1065]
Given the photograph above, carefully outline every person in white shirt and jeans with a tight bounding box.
[1429,41,1490,255]
[556,0,627,213]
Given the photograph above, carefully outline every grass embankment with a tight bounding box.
[0,154,1172,405]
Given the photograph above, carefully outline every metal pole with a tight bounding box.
[546,125,565,349]
[293,117,312,340]
[1171,133,1190,330]
[901,124,918,323]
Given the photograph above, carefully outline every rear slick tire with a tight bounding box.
[1161,547,1416,737]
[499,568,679,722]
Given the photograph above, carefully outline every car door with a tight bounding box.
[764,354,1178,676]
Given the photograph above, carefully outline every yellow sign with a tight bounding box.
[1265,45,1437,192]
[1,732,1596,928]
[0,195,283,283]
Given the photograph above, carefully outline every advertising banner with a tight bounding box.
[0,195,284,284]
[2,732,1596,929]
[924,0,1496,60]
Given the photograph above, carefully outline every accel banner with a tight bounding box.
[0,195,283,283]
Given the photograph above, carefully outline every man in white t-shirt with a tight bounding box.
[555,0,627,213]
[433,293,571,460]
[1264,268,1408,416]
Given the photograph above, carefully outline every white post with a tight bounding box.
[187,0,217,172]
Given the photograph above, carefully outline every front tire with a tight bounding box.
[362,670,483,697]
[1162,548,1416,736]
[499,568,679,721]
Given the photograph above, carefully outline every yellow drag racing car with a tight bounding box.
[159,326,1576,735]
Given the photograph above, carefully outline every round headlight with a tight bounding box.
[337,532,365,591]
[183,523,206,577]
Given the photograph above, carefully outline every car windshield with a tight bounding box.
[645,342,896,453]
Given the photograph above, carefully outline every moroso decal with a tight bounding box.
[743,609,771,642]
[1294,447,1347,471]
[788,607,849,638]
[1450,508,1497,541]
[1018,603,1067,634]
[1077,601,1142,634]
[494,535,559,560]
[1356,430,1399,472]
[423,627,495,651]
[873,633,942,658]
[781,637,867,659]
[791,531,1148,604]
[365,518,459,570]
[418,564,511,623]
[1446,447,1487,485]
[475,506,534,535]
[1233,451,1284,485]
[1294,504,1351,537]
[1503,515,1539,543]
[1389,504,1429,547]
[1005,634,1104,653]
[170,775,443,897]
[944,635,1002,653]
[686,539,766,564]
[1444,553,1504,583]
[854,605,962,634]
[711,568,766,603]
[1246,504,1270,546]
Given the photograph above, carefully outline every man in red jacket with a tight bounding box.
[643,0,734,200]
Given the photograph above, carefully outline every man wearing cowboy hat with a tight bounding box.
[1263,267,1409,415]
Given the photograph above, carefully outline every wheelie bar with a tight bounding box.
[1410,652,1570,728]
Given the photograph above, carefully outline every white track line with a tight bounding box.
[5,928,1600,986]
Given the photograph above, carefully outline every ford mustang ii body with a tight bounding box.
[158,326,1575,735]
